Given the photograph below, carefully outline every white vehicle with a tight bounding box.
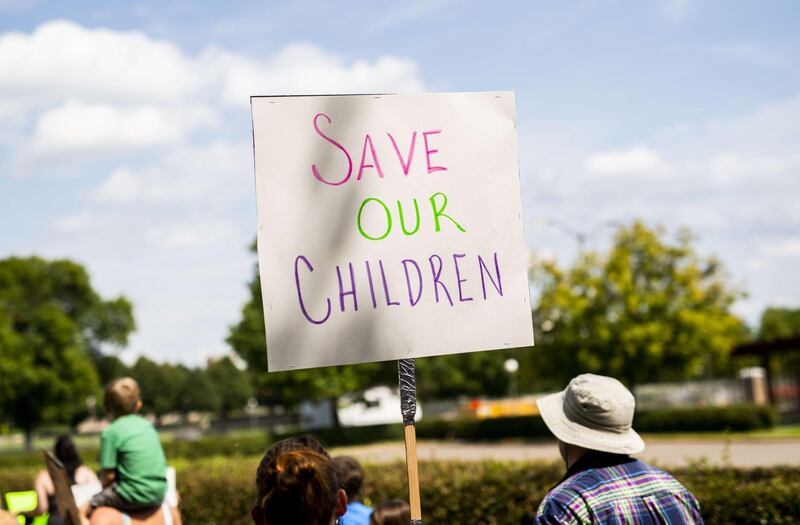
[338,386,423,427]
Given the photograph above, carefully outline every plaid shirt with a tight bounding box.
[535,452,703,524]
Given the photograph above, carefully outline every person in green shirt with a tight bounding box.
[86,377,168,518]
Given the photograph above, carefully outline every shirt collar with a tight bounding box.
[553,451,636,489]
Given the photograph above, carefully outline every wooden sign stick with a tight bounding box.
[398,358,423,524]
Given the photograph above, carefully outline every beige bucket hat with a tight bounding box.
[536,373,645,455]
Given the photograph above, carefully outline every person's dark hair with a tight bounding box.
[255,435,339,525]
[104,377,140,418]
[332,456,364,501]
[369,499,410,525]
[54,434,81,484]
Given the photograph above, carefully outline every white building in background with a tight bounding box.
[299,386,424,429]
[338,386,423,427]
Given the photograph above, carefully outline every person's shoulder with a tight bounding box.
[554,462,616,493]
[615,459,701,506]
[75,464,100,484]
[536,487,585,524]
[120,413,155,429]
[347,501,373,518]
[34,468,54,492]
[629,459,691,486]
[536,463,626,522]
[102,417,123,437]
[105,414,152,436]
[547,478,586,504]
[341,501,373,525]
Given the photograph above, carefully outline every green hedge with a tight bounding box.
[285,424,404,447]
[162,433,273,460]
[633,404,778,433]
[2,458,798,524]
[416,415,549,440]
[414,404,776,441]
[0,433,276,469]
[0,404,777,469]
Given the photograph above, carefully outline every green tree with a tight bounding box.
[130,359,227,418]
[206,356,252,418]
[0,256,135,447]
[758,307,800,341]
[130,357,181,418]
[531,222,746,389]
[227,247,385,425]
[174,366,221,414]
[756,306,800,379]
[416,349,531,400]
[95,354,130,386]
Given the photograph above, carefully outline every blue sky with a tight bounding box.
[1,0,798,364]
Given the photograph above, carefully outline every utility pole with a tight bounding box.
[534,218,622,253]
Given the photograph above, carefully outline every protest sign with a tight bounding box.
[251,92,533,371]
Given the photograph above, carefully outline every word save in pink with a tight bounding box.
[311,113,448,186]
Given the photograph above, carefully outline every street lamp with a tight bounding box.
[246,397,258,428]
[504,358,519,398]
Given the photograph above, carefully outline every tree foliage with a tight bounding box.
[758,307,800,341]
[206,356,252,416]
[415,348,531,400]
[129,358,229,417]
[0,257,135,442]
[95,354,130,387]
[756,306,800,376]
[531,222,747,389]
[175,366,222,414]
[130,356,180,417]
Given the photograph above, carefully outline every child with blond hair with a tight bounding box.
[86,378,167,519]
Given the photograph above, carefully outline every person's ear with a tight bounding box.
[135,400,143,412]
[336,489,348,517]
[251,504,265,525]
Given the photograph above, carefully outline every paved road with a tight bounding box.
[332,438,800,468]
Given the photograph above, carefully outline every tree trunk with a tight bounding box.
[24,428,34,451]
[329,397,341,429]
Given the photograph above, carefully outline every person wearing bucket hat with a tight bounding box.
[531,374,703,524]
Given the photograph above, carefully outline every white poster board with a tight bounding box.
[251,92,533,371]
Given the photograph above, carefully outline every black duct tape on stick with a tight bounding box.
[398,358,417,426]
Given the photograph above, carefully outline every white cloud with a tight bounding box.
[89,168,142,203]
[219,42,423,105]
[584,146,670,177]
[0,20,199,104]
[89,141,250,205]
[761,239,800,258]
[1,20,425,166]
[704,153,794,186]
[146,221,238,249]
[26,101,216,159]
[0,21,424,109]
[53,211,94,234]
[708,41,787,69]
